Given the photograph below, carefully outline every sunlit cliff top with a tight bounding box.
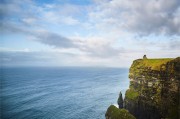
[132,58,174,71]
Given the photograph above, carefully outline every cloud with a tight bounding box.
[33,30,77,48]
[1,51,48,66]
[1,51,79,67]
[89,0,180,36]
[2,0,180,36]
[42,11,80,25]
[1,20,77,49]
[169,39,180,49]
[77,37,122,58]
[22,18,37,25]
[0,50,120,67]
[0,49,132,67]
[0,0,87,50]
[0,0,82,28]
[1,16,121,58]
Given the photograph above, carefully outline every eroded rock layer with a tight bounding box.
[124,57,180,119]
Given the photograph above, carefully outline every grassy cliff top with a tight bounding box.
[131,58,174,71]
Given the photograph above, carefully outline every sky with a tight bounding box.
[1,0,180,67]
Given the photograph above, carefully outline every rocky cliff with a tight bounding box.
[106,57,180,119]
[105,105,136,119]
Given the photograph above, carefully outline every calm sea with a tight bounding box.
[1,67,129,119]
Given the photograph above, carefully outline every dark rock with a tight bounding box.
[117,92,123,109]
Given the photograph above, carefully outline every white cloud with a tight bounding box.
[22,18,37,24]
[89,0,180,36]
[43,11,80,25]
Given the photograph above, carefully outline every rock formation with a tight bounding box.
[117,92,123,109]
[105,105,135,119]
[106,57,180,119]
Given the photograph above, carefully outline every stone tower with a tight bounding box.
[143,55,147,59]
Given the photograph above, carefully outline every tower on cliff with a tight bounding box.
[143,55,147,59]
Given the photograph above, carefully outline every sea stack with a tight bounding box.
[117,92,123,109]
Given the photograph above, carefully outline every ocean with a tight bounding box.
[1,67,129,119]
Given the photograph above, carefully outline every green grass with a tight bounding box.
[141,58,173,70]
[130,58,174,72]
[105,105,136,119]
[125,89,139,100]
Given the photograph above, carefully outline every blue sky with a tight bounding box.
[1,0,180,67]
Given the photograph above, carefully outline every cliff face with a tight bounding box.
[124,57,180,119]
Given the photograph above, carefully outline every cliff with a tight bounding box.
[105,105,135,119]
[125,57,180,119]
[106,57,180,119]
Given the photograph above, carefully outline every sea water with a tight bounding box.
[1,67,129,119]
